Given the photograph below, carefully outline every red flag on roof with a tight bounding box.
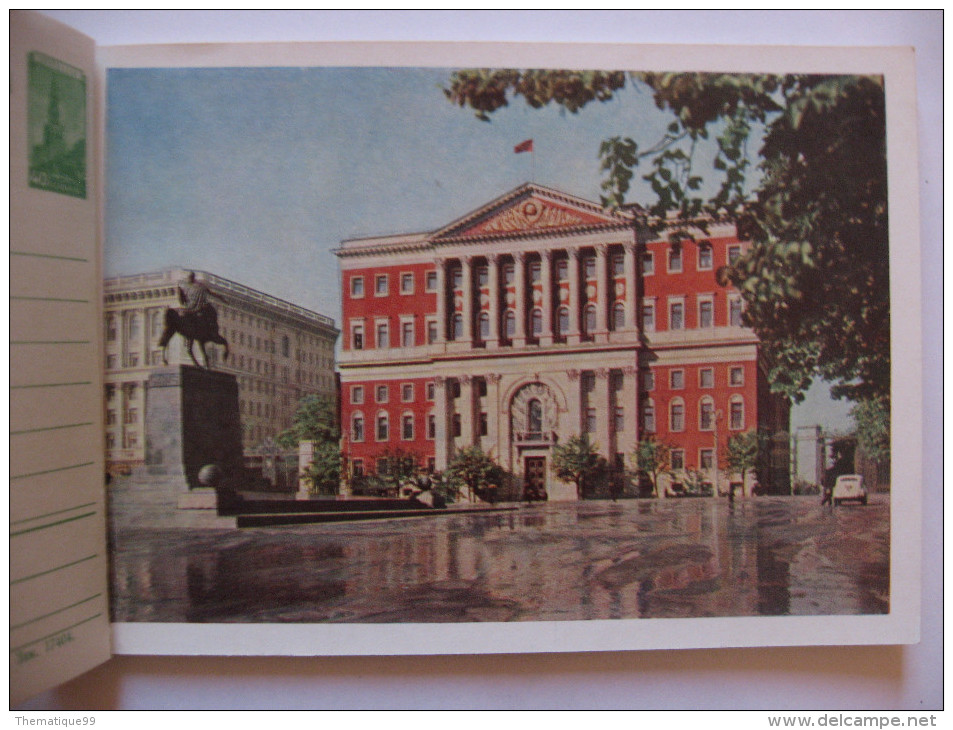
[514,139,534,154]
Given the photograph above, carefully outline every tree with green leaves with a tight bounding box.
[551,434,602,499]
[276,394,341,495]
[724,430,761,490]
[851,395,890,465]
[445,445,497,502]
[630,438,673,497]
[300,440,342,496]
[376,445,420,495]
[276,394,339,449]
[444,70,888,414]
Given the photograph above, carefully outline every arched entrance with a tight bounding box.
[509,382,564,500]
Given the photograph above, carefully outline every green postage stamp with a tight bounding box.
[27,51,87,199]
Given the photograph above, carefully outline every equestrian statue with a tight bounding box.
[158,271,230,369]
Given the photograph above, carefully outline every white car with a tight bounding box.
[833,474,867,506]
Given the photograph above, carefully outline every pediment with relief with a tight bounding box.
[434,186,625,240]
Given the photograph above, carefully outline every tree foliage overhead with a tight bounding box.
[444,70,889,406]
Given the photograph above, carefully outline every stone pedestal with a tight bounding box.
[145,366,243,509]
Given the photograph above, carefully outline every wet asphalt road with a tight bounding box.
[109,495,889,623]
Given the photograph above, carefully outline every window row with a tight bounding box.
[640,396,746,433]
[350,382,436,405]
[350,271,439,298]
[641,365,746,392]
[641,295,744,331]
[350,410,491,443]
[350,456,438,479]
[642,242,742,276]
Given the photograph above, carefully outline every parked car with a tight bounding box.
[832,474,867,505]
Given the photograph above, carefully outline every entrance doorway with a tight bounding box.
[524,456,547,501]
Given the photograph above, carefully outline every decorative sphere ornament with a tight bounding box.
[198,464,222,487]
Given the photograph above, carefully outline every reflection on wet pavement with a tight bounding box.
[109,496,889,623]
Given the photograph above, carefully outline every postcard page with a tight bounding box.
[99,40,920,658]
[10,11,111,704]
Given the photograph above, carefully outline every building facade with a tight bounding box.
[104,268,339,471]
[336,184,789,499]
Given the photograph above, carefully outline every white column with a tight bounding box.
[461,255,474,345]
[621,366,639,457]
[513,251,527,347]
[540,249,554,346]
[624,242,638,333]
[594,368,612,459]
[567,248,581,345]
[460,375,476,446]
[435,258,447,344]
[486,373,501,462]
[595,244,609,342]
[434,376,450,470]
[487,254,501,349]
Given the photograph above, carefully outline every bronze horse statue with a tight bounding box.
[158,306,229,370]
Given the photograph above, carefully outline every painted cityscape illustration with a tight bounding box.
[104,66,890,624]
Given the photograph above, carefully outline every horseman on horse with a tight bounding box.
[158,271,230,369]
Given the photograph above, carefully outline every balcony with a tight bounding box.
[513,430,557,447]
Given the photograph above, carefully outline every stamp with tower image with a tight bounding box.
[27,50,86,198]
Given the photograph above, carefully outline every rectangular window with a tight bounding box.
[479,412,488,437]
[451,268,463,289]
[584,257,596,279]
[352,415,364,442]
[376,322,389,349]
[642,370,655,391]
[698,243,713,270]
[427,381,435,400]
[351,385,364,404]
[376,385,388,403]
[375,274,389,296]
[401,383,414,402]
[730,366,745,386]
[612,254,624,276]
[613,406,625,432]
[376,415,389,441]
[352,459,364,478]
[427,414,436,439]
[668,246,683,273]
[427,320,438,344]
[401,321,414,348]
[700,400,715,430]
[641,252,654,275]
[699,368,714,389]
[503,264,515,286]
[700,449,714,470]
[585,407,597,433]
[642,301,655,332]
[729,296,744,327]
[670,402,685,432]
[377,458,389,475]
[352,325,364,351]
[699,299,714,328]
[727,244,742,265]
[669,300,684,330]
[730,400,745,430]
[557,259,569,281]
[401,272,414,294]
[671,449,685,471]
[477,266,489,287]
[402,414,414,440]
[670,369,684,390]
[426,271,438,291]
[643,402,655,433]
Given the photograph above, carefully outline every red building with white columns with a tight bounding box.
[336,183,789,499]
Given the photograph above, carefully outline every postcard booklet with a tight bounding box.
[9,11,922,704]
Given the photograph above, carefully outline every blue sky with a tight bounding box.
[105,65,852,431]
